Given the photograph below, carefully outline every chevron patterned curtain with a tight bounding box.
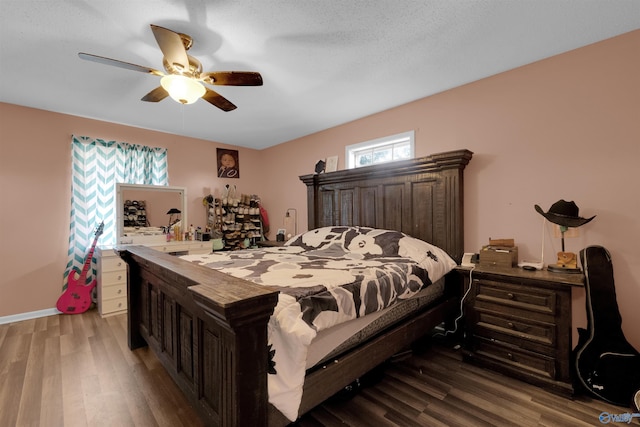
[64,135,168,288]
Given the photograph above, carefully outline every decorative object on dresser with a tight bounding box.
[166,207,181,229]
[57,222,104,314]
[117,149,472,426]
[535,200,595,273]
[325,155,338,172]
[574,246,640,406]
[314,159,326,174]
[458,264,584,396]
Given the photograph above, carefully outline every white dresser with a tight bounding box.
[96,240,213,317]
[96,246,128,317]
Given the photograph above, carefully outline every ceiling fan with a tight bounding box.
[78,24,263,111]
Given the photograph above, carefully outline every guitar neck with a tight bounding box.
[77,234,100,282]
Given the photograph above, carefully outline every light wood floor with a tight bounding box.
[0,309,633,426]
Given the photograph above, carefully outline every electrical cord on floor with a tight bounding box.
[433,265,475,340]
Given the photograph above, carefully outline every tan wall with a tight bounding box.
[1,30,638,350]
[0,106,263,317]
[259,30,640,350]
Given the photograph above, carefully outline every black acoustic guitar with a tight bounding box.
[574,245,640,406]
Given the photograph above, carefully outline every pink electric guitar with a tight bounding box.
[56,222,104,314]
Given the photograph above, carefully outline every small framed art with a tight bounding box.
[325,156,338,172]
[217,148,240,178]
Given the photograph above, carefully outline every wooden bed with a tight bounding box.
[117,148,472,426]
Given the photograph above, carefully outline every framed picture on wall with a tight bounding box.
[217,148,240,178]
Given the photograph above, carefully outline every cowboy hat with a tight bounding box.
[534,200,595,228]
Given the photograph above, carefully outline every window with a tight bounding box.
[345,131,414,169]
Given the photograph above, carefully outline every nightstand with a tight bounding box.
[456,265,584,396]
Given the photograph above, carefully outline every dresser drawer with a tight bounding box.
[156,243,190,253]
[474,279,556,316]
[473,309,556,354]
[188,242,212,254]
[474,337,556,380]
[101,269,126,285]
[100,255,126,272]
[101,297,127,315]
[101,283,127,300]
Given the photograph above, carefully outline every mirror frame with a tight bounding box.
[115,183,187,244]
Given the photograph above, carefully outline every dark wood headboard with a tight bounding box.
[300,149,473,262]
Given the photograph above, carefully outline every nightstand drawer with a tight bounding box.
[474,279,556,316]
[188,242,212,254]
[474,337,556,380]
[474,309,556,351]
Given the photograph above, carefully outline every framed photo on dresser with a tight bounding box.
[325,155,338,172]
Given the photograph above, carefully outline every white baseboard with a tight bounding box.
[0,308,60,325]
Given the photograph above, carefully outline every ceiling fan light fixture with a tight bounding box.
[160,74,205,104]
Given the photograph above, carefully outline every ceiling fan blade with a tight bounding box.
[201,72,263,86]
[202,88,237,112]
[141,86,169,102]
[78,53,164,76]
[150,24,190,72]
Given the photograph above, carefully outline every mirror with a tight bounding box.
[116,184,187,244]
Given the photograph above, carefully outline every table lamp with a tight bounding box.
[534,200,595,273]
[166,208,181,229]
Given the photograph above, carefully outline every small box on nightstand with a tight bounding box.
[479,245,518,268]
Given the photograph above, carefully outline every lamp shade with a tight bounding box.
[166,208,181,215]
[160,75,205,104]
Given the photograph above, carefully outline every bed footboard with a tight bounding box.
[118,245,279,427]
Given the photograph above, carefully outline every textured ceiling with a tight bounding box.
[1,1,638,149]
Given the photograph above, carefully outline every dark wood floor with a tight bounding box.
[0,309,634,426]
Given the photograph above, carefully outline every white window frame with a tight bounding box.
[345,130,415,169]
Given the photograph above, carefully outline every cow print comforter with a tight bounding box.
[181,226,456,421]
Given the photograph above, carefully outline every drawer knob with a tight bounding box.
[507,322,514,329]
[117,262,122,267]
[117,289,122,294]
[117,275,122,280]
[507,293,514,299]
[507,352,514,360]
[117,302,122,308]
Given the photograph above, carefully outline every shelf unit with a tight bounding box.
[205,191,263,250]
[123,199,148,228]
